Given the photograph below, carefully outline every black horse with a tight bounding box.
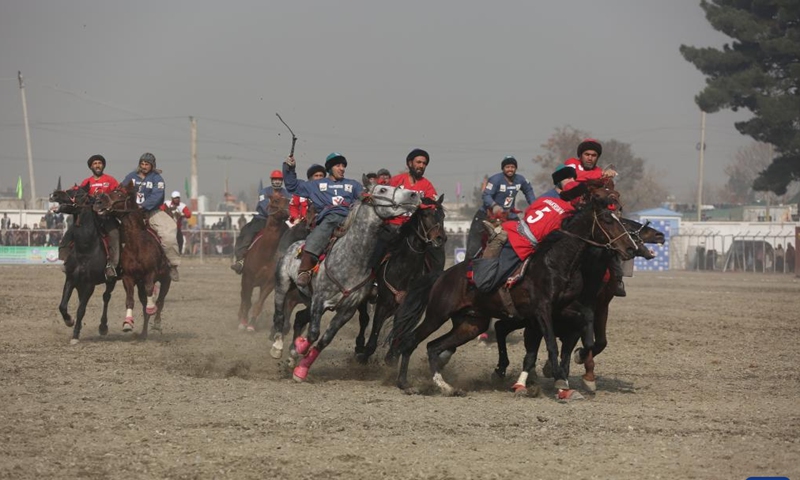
[388,187,638,395]
[50,184,116,344]
[492,217,666,395]
[353,194,447,364]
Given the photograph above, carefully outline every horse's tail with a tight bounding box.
[385,270,442,351]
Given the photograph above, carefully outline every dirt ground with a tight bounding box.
[1,260,799,479]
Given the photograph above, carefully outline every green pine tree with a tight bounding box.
[680,0,800,195]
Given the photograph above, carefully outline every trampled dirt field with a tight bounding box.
[1,261,799,479]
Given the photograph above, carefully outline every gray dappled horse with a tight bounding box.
[269,184,421,381]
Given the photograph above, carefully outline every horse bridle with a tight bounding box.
[559,209,634,256]
[366,188,420,210]
[412,207,444,248]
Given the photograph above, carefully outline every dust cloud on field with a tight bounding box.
[1,260,799,479]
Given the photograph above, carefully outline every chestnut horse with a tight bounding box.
[94,186,171,339]
[237,192,290,331]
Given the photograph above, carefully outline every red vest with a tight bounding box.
[386,174,438,225]
[80,174,119,196]
[564,157,603,182]
[503,196,576,260]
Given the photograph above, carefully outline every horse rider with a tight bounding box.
[288,164,327,227]
[365,172,379,187]
[465,155,536,260]
[387,148,445,271]
[230,169,292,274]
[564,139,626,296]
[121,153,181,281]
[283,152,364,287]
[58,154,121,279]
[472,169,584,293]
[376,168,392,186]
[161,191,192,254]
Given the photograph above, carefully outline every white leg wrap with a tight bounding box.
[516,371,529,386]
[147,296,156,309]
[126,308,133,318]
[432,373,453,394]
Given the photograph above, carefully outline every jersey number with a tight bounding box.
[526,206,551,224]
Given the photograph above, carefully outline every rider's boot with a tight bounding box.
[614,278,627,297]
[368,279,379,303]
[230,258,244,274]
[295,251,318,288]
[104,264,117,280]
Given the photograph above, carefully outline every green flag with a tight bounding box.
[16,176,22,199]
[185,177,191,198]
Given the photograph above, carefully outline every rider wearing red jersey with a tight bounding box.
[59,154,121,279]
[288,164,326,226]
[564,139,626,296]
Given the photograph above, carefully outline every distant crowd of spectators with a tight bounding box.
[1,212,66,247]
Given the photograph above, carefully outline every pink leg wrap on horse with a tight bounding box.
[292,347,320,381]
[294,336,311,356]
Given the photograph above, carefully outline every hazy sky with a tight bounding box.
[0,0,753,206]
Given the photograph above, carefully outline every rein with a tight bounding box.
[558,210,630,252]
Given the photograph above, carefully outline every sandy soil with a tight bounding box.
[1,261,799,479]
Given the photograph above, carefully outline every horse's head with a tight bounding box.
[411,194,447,248]
[94,186,136,216]
[367,185,421,220]
[50,184,90,214]
[620,218,666,259]
[583,199,639,261]
[267,192,290,222]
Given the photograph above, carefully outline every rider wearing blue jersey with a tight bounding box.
[283,152,364,287]
[121,153,181,281]
[230,169,292,274]
[465,156,535,260]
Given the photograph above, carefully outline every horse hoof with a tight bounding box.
[122,318,134,333]
[270,346,283,359]
[145,306,157,315]
[63,318,75,328]
[573,349,585,365]
[294,337,311,356]
[554,379,570,390]
[355,353,369,365]
[237,322,247,331]
[99,324,108,336]
[582,378,597,393]
[152,321,162,333]
[511,383,527,396]
[246,325,256,333]
[69,338,80,345]
[557,389,585,403]
[292,365,310,382]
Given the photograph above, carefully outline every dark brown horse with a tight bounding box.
[50,184,117,344]
[493,217,666,394]
[388,187,638,395]
[94,186,171,339]
[237,192,290,331]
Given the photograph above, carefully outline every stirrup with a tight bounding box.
[230,259,244,274]
[104,264,117,280]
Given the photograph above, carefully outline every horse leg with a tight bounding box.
[583,294,611,392]
[247,280,272,333]
[354,301,370,358]
[358,298,396,364]
[58,278,75,327]
[98,280,115,336]
[270,285,302,359]
[122,276,136,332]
[152,278,171,333]
[535,304,569,390]
[137,282,150,340]
[238,273,254,331]
[70,284,95,344]
[511,326,543,396]
[293,307,356,382]
[426,314,490,395]
[493,317,524,379]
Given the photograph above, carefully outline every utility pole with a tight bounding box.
[696,110,706,222]
[765,143,773,222]
[18,71,36,207]
[190,116,198,212]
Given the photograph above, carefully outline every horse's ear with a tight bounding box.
[437,194,444,205]
[361,174,371,190]
[57,176,62,191]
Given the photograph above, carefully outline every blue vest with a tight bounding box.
[283,163,363,222]
[121,171,165,212]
